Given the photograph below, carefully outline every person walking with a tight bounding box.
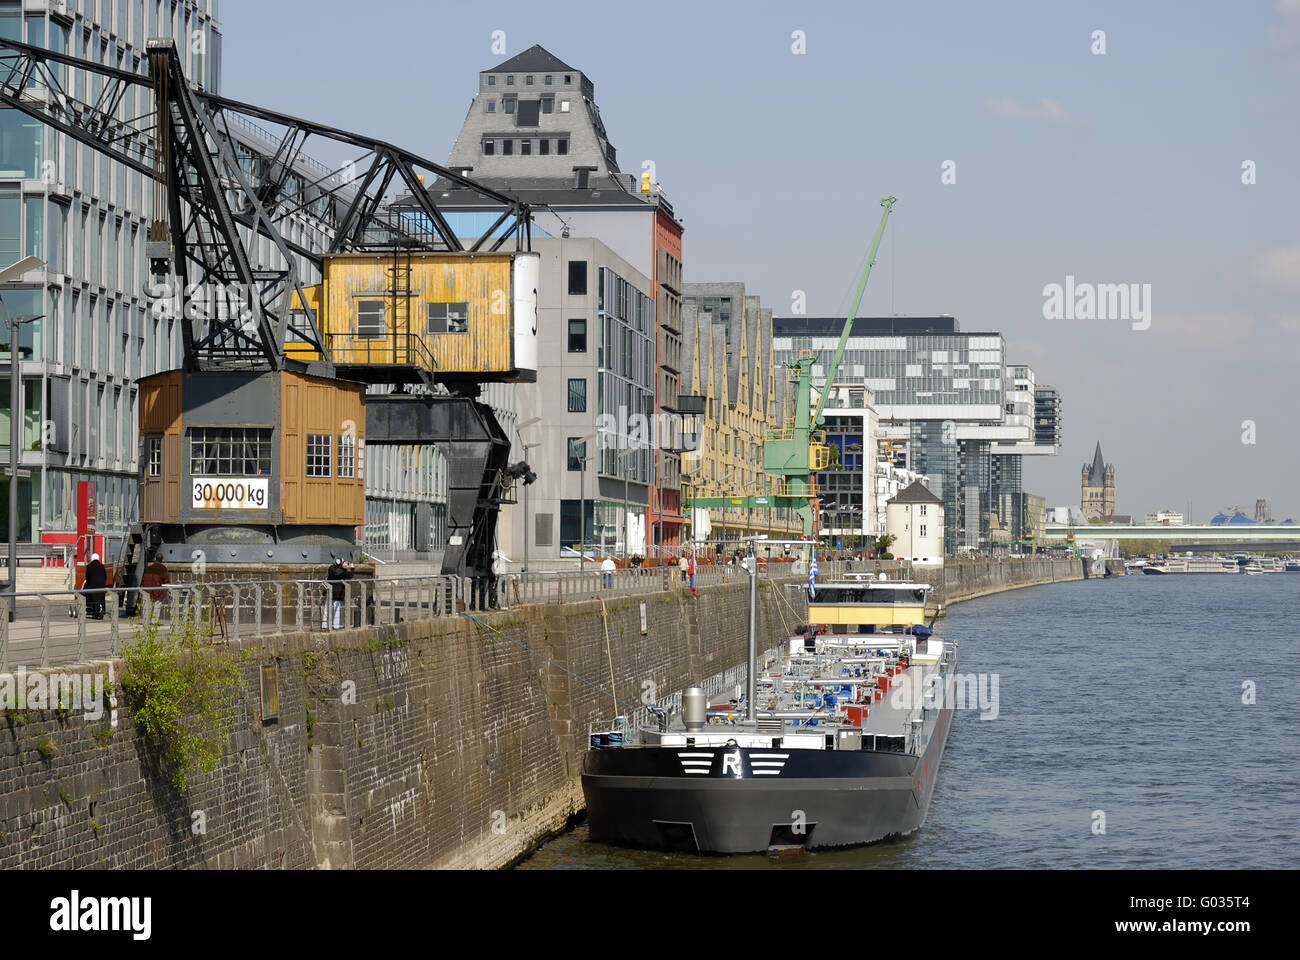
[324,557,352,629]
[83,553,108,619]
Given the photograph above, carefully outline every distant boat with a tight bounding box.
[1142,557,1238,575]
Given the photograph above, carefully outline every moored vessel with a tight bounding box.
[581,555,956,854]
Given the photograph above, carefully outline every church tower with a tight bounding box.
[1080,442,1116,520]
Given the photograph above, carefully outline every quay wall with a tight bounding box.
[0,558,1083,870]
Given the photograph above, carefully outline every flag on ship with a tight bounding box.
[809,547,818,599]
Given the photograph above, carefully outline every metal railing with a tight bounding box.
[0,559,879,670]
[325,332,438,373]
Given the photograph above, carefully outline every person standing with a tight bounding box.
[83,553,108,619]
[325,558,352,629]
[600,555,616,590]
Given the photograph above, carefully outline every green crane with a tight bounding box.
[685,197,897,545]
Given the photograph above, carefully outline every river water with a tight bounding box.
[518,573,1299,869]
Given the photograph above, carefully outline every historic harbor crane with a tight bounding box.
[0,36,537,589]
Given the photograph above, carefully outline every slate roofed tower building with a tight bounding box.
[423,43,687,558]
[1080,442,1116,521]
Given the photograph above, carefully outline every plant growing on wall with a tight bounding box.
[120,607,241,796]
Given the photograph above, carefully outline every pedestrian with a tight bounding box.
[678,552,689,588]
[324,557,352,629]
[83,553,107,619]
[141,551,170,602]
[601,555,616,590]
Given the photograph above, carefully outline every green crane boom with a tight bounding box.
[811,196,896,427]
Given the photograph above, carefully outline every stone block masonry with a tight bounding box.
[0,558,1082,869]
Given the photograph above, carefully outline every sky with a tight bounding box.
[220,0,1300,521]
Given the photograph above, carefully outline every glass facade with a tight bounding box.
[595,265,654,485]
[1,1,221,547]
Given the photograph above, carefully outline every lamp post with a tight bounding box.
[615,444,642,560]
[576,433,594,571]
[1,256,46,617]
[516,416,541,575]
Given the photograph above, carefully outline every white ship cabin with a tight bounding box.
[809,575,932,631]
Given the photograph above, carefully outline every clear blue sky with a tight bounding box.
[222,0,1300,521]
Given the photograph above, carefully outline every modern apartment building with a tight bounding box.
[679,283,798,545]
[1,0,221,550]
[507,236,656,558]
[811,382,880,546]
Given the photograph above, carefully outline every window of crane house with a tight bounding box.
[337,432,356,479]
[306,434,332,478]
[427,301,468,334]
[190,428,272,476]
[356,299,385,338]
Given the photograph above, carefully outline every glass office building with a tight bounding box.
[1,0,220,549]
[774,316,1008,555]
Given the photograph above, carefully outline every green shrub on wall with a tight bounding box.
[120,609,241,796]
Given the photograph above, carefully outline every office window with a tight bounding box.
[567,437,586,471]
[337,432,356,478]
[560,100,570,112]
[306,434,331,477]
[356,299,385,338]
[564,74,572,84]
[525,75,533,85]
[568,260,587,295]
[147,436,161,477]
[544,75,553,85]
[920,504,927,516]
[539,139,550,155]
[520,139,531,156]
[557,139,569,155]
[506,75,514,85]
[426,301,468,334]
[541,97,554,113]
[568,318,586,352]
[486,100,495,113]
[488,75,496,86]
[920,525,927,538]
[503,139,514,155]
[568,378,587,412]
[483,139,495,155]
[504,97,516,114]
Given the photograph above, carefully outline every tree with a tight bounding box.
[872,533,897,559]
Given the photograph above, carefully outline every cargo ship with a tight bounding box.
[581,560,956,854]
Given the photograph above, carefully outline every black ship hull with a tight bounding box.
[581,697,954,854]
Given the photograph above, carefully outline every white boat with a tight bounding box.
[1243,558,1284,575]
[1142,557,1239,575]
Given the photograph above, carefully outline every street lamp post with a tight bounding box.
[1,256,47,618]
[576,433,594,572]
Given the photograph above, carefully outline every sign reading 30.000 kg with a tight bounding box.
[192,478,269,510]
